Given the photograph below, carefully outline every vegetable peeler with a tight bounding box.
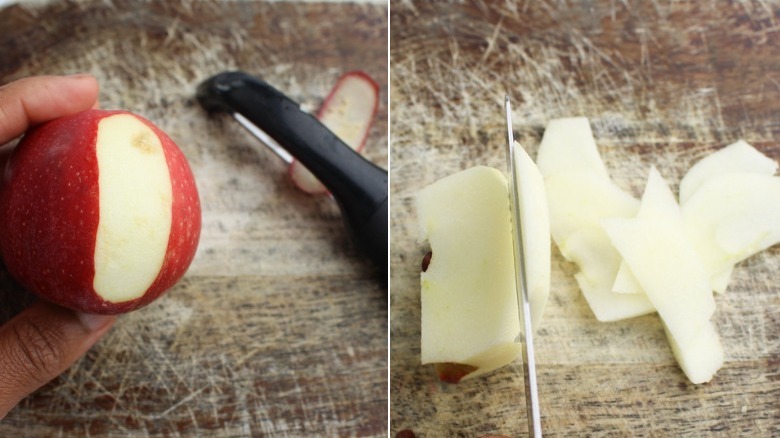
[196,71,388,275]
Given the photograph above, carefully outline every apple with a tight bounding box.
[614,140,778,295]
[416,166,522,382]
[511,142,551,330]
[664,320,723,385]
[602,168,715,349]
[536,117,610,179]
[678,140,777,204]
[564,228,655,322]
[543,170,655,320]
[0,109,201,314]
[545,171,639,250]
[682,172,780,292]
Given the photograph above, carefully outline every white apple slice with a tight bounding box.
[543,171,653,320]
[545,171,639,249]
[603,168,715,348]
[416,166,521,382]
[536,117,611,179]
[711,266,733,294]
[289,71,379,194]
[610,263,643,294]
[563,227,655,321]
[679,140,777,204]
[682,173,780,291]
[512,142,551,330]
[664,320,723,384]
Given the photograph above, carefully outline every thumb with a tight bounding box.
[0,300,116,419]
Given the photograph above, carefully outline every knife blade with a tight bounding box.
[504,95,543,437]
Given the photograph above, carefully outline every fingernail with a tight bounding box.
[77,312,115,331]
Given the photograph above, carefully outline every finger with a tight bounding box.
[0,301,115,419]
[0,74,99,145]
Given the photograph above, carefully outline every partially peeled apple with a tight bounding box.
[0,109,201,314]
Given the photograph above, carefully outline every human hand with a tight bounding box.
[0,75,117,420]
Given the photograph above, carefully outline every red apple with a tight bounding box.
[0,109,201,314]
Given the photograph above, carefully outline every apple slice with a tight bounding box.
[681,173,780,292]
[543,171,654,320]
[679,140,777,204]
[664,320,724,384]
[416,166,521,382]
[610,265,643,294]
[545,171,639,249]
[602,168,715,349]
[564,228,655,321]
[536,117,610,179]
[512,142,551,330]
[289,71,379,194]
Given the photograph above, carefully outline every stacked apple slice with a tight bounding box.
[415,145,551,383]
[538,118,780,384]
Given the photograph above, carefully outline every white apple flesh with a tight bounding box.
[679,140,777,204]
[603,168,715,349]
[536,117,610,179]
[682,173,780,292]
[664,320,724,384]
[544,171,655,320]
[416,166,521,382]
[0,109,201,314]
[512,142,551,330]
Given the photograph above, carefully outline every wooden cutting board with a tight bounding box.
[390,1,779,436]
[0,1,387,436]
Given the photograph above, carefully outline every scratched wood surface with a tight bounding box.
[390,1,780,436]
[0,0,387,436]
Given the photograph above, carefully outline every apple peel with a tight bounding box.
[289,71,379,194]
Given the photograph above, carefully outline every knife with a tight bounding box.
[504,95,543,437]
[196,72,388,276]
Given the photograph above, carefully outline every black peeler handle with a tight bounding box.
[196,72,388,275]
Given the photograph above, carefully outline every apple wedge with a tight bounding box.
[682,173,780,292]
[512,142,551,330]
[416,166,521,382]
[289,71,379,194]
[602,168,715,349]
[679,140,777,204]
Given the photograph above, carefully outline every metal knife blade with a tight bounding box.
[504,95,543,437]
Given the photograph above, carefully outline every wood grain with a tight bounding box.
[0,0,387,436]
[390,1,780,436]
